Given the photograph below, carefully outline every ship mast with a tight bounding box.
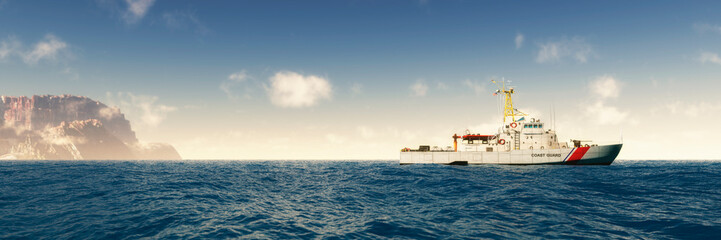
[493,79,527,124]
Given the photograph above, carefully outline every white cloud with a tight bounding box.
[515,33,524,49]
[583,75,628,125]
[162,10,209,34]
[693,23,721,34]
[468,119,504,135]
[584,101,629,125]
[356,126,376,139]
[22,34,68,64]
[267,71,332,108]
[436,82,448,90]
[0,36,21,60]
[536,37,593,63]
[410,80,428,97]
[325,133,347,144]
[220,71,252,100]
[537,43,559,62]
[462,79,486,95]
[0,34,70,65]
[62,67,80,81]
[105,92,177,127]
[99,107,122,120]
[699,52,721,65]
[350,83,362,95]
[123,0,155,24]
[666,101,721,117]
[174,125,437,160]
[228,72,247,82]
[589,75,621,99]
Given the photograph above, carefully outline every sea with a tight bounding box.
[1,160,720,239]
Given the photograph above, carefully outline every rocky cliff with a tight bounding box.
[0,95,181,160]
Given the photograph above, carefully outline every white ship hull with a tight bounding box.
[400,144,622,165]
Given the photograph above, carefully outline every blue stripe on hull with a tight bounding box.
[562,147,576,163]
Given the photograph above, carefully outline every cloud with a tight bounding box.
[515,33,524,49]
[0,36,21,60]
[350,83,362,95]
[105,92,177,127]
[267,71,332,108]
[699,52,721,65]
[693,23,721,34]
[537,43,559,62]
[436,82,448,90]
[325,133,347,144]
[228,72,247,81]
[462,79,486,95]
[468,120,505,135]
[0,40,19,62]
[220,71,252,100]
[589,75,621,99]
[356,126,376,139]
[410,80,428,97]
[62,67,80,81]
[666,101,721,118]
[536,37,593,63]
[0,34,70,65]
[99,107,122,120]
[162,10,209,35]
[23,34,68,64]
[585,101,629,125]
[584,75,628,125]
[123,0,155,24]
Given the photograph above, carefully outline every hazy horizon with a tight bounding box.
[2,1,720,160]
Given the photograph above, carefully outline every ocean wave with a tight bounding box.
[1,160,720,239]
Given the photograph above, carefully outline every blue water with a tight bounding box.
[1,160,720,239]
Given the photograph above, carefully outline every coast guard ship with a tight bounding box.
[400,80,622,165]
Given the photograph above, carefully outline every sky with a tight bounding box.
[1,0,720,160]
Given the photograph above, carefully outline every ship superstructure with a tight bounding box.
[400,80,622,165]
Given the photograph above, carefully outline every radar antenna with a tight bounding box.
[492,79,527,123]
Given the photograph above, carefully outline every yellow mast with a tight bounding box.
[493,79,527,124]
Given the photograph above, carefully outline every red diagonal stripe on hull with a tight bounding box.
[567,147,590,161]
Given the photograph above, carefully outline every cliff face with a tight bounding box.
[0,95,181,160]
[1,95,137,143]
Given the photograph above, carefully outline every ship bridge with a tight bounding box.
[458,118,565,152]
